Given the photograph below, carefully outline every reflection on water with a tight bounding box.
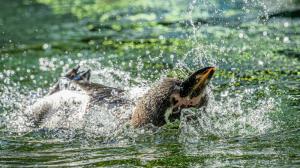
[0,0,299,167]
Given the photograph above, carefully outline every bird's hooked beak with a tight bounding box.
[180,67,216,98]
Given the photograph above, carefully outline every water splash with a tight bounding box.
[179,85,276,143]
[1,54,278,142]
[1,0,291,142]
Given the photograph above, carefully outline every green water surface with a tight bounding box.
[0,0,299,167]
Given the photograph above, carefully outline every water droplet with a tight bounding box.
[283,37,290,43]
[263,31,267,36]
[239,33,244,38]
[42,43,50,50]
[170,54,174,60]
[159,35,164,40]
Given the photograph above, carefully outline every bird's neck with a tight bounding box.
[131,78,181,127]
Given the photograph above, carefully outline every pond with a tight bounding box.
[0,0,299,167]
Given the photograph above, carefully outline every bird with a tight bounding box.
[131,66,215,127]
[24,65,215,129]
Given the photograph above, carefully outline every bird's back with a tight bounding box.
[25,80,128,129]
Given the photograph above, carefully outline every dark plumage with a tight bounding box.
[131,78,181,127]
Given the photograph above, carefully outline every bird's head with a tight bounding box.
[131,67,216,127]
[170,66,216,111]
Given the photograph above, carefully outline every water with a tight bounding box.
[0,0,299,167]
